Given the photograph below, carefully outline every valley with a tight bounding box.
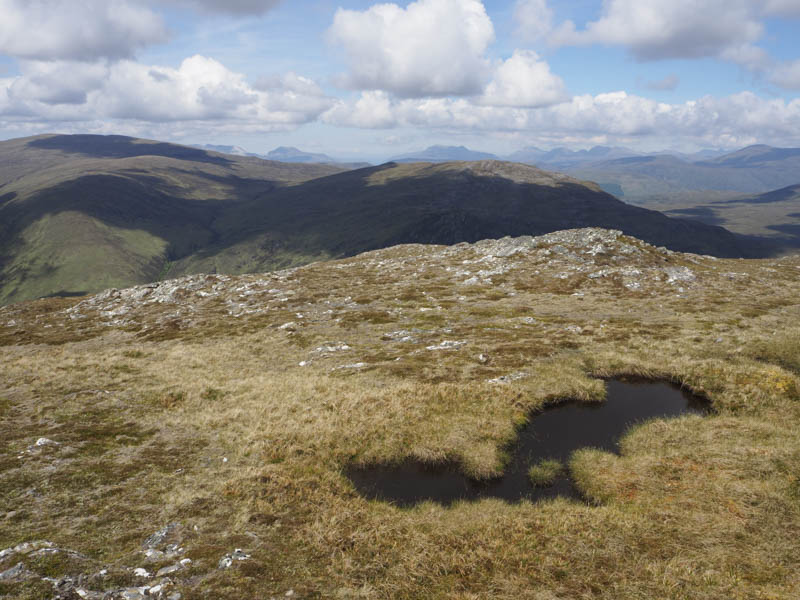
[0,134,789,307]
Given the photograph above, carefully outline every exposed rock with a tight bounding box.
[218,548,250,569]
[0,562,33,581]
[426,340,466,351]
[333,362,367,371]
[35,437,60,447]
[488,372,529,385]
[156,564,181,577]
[144,549,165,562]
[143,523,180,549]
[665,266,696,284]
[314,342,351,353]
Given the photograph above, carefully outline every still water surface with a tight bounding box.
[346,379,709,506]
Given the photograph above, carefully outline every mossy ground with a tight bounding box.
[1,236,799,598]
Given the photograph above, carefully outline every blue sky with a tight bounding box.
[1,0,799,161]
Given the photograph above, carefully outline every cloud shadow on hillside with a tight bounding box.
[29,135,232,166]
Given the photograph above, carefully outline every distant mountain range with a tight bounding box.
[264,146,339,163]
[0,134,778,306]
[195,144,369,168]
[385,144,800,200]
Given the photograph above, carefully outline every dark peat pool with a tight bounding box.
[346,378,710,507]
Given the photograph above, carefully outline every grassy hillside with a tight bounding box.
[0,134,346,305]
[1,228,798,599]
[171,160,769,279]
[0,136,779,306]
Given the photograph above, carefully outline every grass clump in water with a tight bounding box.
[528,458,563,487]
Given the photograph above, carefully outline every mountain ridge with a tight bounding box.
[0,134,781,306]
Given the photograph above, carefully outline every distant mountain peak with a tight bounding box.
[265,146,338,164]
[389,145,498,163]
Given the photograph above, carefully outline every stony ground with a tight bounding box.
[1,228,799,599]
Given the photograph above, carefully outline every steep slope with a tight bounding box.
[172,159,767,278]
[0,134,347,305]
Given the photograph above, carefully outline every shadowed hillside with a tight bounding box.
[0,134,347,305]
[171,160,770,278]
[0,137,778,306]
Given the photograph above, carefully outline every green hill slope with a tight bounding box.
[0,134,346,305]
[171,160,768,278]
[0,136,777,306]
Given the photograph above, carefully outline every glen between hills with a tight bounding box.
[0,134,773,306]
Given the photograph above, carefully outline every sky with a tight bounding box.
[1,0,800,162]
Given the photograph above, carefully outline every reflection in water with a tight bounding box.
[346,379,709,507]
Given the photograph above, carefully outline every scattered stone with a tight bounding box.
[314,342,351,353]
[333,362,367,371]
[218,548,251,569]
[143,523,180,549]
[0,562,32,581]
[144,549,165,562]
[382,330,419,343]
[133,568,150,578]
[278,322,297,331]
[426,340,466,351]
[35,437,60,447]
[478,353,489,364]
[565,325,583,334]
[665,266,696,284]
[488,372,529,385]
[298,361,310,367]
[156,563,181,577]
[179,558,192,567]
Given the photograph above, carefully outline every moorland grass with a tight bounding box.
[1,238,799,599]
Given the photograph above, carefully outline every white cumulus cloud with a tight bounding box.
[158,0,282,15]
[0,55,334,132]
[0,0,167,62]
[479,51,568,108]
[770,60,800,90]
[763,0,800,16]
[549,0,763,61]
[513,0,554,41]
[323,89,800,149]
[327,0,495,97]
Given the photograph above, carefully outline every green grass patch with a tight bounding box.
[528,458,564,487]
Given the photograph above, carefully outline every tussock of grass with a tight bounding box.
[528,458,563,486]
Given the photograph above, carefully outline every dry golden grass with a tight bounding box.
[1,233,799,598]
